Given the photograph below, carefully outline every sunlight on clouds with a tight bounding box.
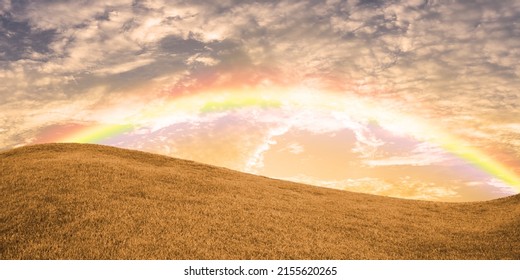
[245,125,291,173]
[93,58,155,75]
[364,143,451,167]
[1,0,520,201]
[287,143,305,155]
[487,178,518,196]
[186,54,219,66]
[279,175,461,202]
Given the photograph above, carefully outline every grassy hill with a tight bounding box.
[1,143,519,259]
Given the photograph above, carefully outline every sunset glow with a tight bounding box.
[2,0,520,201]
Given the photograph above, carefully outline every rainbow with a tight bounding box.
[35,123,134,144]
[440,136,520,190]
[60,124,135,143]
[36,86,520,194]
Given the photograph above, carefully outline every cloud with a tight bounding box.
[93,58,155,75]
[281,175,461,201]
[1,0,520,201]
[364,142,451,167]
[245,124,291,173]
[0,15,56,62]
[487,178,518,195]
[287,143,304,155]
[186,53,219,66]
[0,0,10,13]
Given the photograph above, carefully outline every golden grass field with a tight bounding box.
[1,143,519,259]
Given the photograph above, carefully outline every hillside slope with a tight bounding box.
[1,143,519,259]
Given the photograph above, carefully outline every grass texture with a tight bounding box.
[1,143,519,259]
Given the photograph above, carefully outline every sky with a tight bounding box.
[1,0,520,202]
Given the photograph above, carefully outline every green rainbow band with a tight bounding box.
[442,140,520,189]
[61,124,134,143]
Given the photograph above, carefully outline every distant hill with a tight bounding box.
[1,143,519,259]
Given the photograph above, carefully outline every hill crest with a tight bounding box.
[1,143,519,259]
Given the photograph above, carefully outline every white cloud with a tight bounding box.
[279,175,460,201]
[364,142,451,167]
[487,178,517,195]
[287,143,304,155]
[93,58,155,75]
[186,54,219,66]
[245,124,291,173]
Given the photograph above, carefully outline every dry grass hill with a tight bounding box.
[1,143,519,259]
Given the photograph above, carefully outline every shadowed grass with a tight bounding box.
[1,143,519,259]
